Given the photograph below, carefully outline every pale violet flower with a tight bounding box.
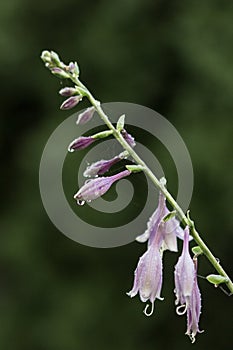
[186,259,203,343]
[68,136,96,152]
[74,169,131,204]
[83,155,121,177]
[136,192,186,252]
[60,95,82,110]
[127,234,163,316]
[76,107,95,125]
[59,87,77,96]
[121,129,136,147]
[174,227,195,315]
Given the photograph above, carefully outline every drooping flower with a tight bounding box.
[76,107,96,125]
[174,227,195,315]
[60,95,82,110]
[127,234,164,316]
[186,258,203,343]
[68,136,96,152]
[136,192,185,252]
[74,169,131,204]
[121,129,136,147]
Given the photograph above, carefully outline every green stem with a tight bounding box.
[72,77,233,294]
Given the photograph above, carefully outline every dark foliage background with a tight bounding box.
[0,0,232,349]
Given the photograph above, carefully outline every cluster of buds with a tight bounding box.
[41,52,139,206]
[68,124,136,204]
[127,191,203,343]
[41,50,84,111]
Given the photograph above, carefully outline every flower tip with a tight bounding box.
[143,303,154,317]
[68,147,74,153]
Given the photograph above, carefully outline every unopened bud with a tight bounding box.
[76,107,95,125]
[51,67,70,79]
[121,129,136,147]
[68,62,79,76]
[41,50,51,64]
[60,95,82,110]
[59,87,77,97]
[50,51,61,65]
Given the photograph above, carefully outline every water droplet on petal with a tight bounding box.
[77,199,85,206]
[85,179,92,184]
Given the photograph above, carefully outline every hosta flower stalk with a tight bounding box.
[41,50,233,343]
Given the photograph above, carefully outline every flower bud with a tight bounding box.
[41,50,51,64]
[74,170,131,202]
[68,62,79,76]
[83,155,121,177]
[51,67,70,79]
[60,95,82,110]
[59,87,77,97]
[68,136,96,152]
[76,107,95,125]
[50,51,61,65]
[121,129,136,147]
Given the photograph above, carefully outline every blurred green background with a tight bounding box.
[1,0,233,349]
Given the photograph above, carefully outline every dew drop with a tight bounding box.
[77,199,85,206]
[85,179,92,184]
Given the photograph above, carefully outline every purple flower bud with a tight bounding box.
[51,67,70,79]
[68,136,96,152]
[68,62,79,75]
[174,227,195,314]
[83,155,121,177]
[60,95,82,110]
[127,238,164,316]
[59,87,77,97]
[74,169,131,203]
[186,259,203,343]
[121,129,136,147]
[76,107,95,125]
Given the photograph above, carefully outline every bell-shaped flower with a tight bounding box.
[136,192,186,251]
[68,136,96,152]
[174,227,195,314]
[74,169,131,204]
[127,231,164,316]
[186,258,203,343]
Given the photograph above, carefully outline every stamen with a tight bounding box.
[143,302,154,316]
[176,303,187,315]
